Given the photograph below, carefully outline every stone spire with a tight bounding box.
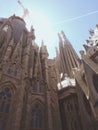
[58,33,67,75]
[58,31,79,78]
[40,40,49,59]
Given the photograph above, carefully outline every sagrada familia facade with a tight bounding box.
[0,15,98,130]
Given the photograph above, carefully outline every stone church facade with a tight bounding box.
[0,15,98,130]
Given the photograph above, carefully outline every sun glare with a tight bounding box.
[25,10,57,54]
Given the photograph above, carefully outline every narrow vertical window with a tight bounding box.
[0,87,12,130]
[30,103,43,129]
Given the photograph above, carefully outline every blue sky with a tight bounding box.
[0,0,98,58]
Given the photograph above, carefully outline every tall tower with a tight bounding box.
[0,15,62,130]
[58,31,79,79]
[57,31,96,130]
[79,25,98,120]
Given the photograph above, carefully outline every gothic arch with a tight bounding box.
[31,98,45,106]
[30,100,45,129]
[0,81,16,130]
[0,81,16,93]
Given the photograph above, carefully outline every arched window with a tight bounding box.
[93,74,98,93]
[0,87,12,130]
[30,103,43,129]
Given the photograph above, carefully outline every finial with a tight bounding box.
[96,24,98,29]
[9,14,16,19]
[58,33,60,38]
[61,30,70,44]
[29,25,35,39]
[58,33,62,41]
[30,25,34,32]
[80,50,85,58]
[83,44,90,51]
[55,46,59,55]
[41,40,44,46]
[89,29,94,36]
[61,30,67,39]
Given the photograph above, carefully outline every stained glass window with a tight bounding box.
[0,87,12,130]
[30,104,43,129]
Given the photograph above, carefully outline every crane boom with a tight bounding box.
[17,0,29,19]
[17,0,24,9]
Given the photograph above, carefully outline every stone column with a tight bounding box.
[11,80,25,130]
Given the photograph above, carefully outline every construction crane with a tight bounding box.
[17,0,29,19]
[17,0,35,35]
